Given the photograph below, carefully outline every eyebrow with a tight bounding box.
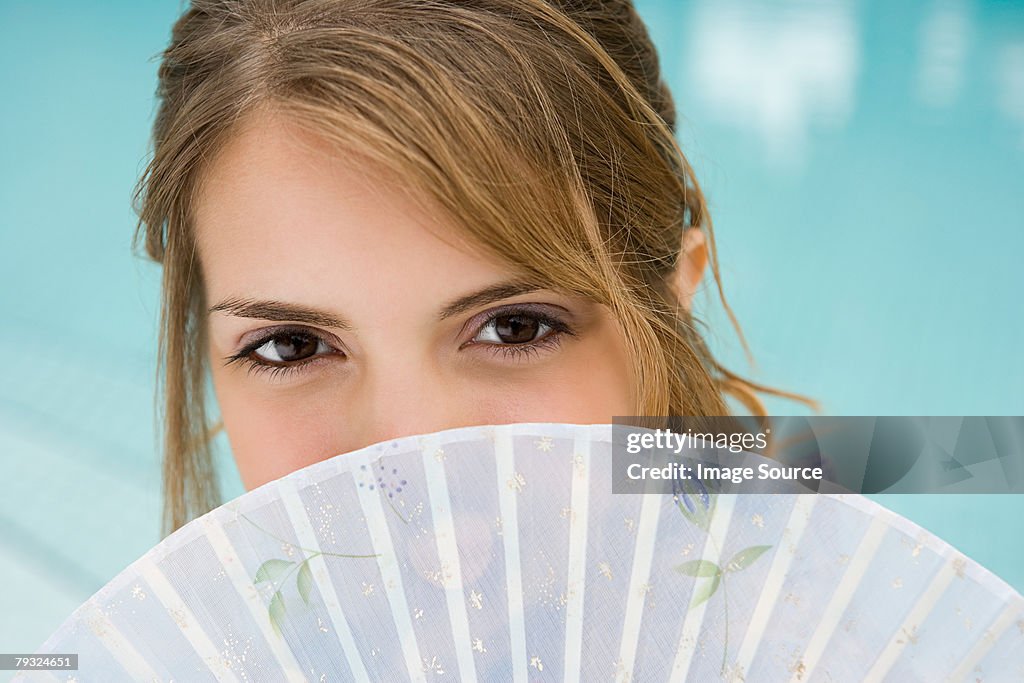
[438,279,543,319]
[208,279,545,328]
[208,297,354,329]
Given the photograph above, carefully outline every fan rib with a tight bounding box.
[204,518,307,679]
[421,433,479,681]
[279,478,369,680]
[495,426,529,683]
[946,596,1024,681]
[562,427,593,683]
[668,493,739,681]
[617,484,664,678]
[136,555,243,682]
[788,510,889,683]
[353,452,427,682]
[862,552,961,680]
[733,494,819,678]
[79,600,163,680]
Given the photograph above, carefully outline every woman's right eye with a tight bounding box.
[224,327,341,379]
[251,333,332,364]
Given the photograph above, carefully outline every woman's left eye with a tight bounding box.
[474,313,550,344]
[468,309,576,360]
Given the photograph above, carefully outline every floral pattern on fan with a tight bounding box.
[357,461,413,524]
[671,476,772,675]
[247,459,420,637]
[242,512,380,638]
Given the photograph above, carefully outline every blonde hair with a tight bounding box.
[134,0,817,537]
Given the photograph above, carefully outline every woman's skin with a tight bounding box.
[195,110,707,490]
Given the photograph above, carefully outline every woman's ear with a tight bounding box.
[670,228,708,311]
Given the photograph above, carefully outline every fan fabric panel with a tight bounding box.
[14,423,1024,682]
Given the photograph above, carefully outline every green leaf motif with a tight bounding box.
[297,561,314,606]
[674,499,700,528]
[725,545,772,573]
[690,573,721,608]
[268,590,286,638]
[675,559,722,578]
[255,558,294,584]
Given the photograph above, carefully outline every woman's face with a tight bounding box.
[194,112,636,490]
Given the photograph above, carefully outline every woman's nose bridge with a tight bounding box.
[353,359,456,447]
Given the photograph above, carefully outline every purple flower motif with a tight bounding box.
[671,475,710,513]
[376,462,409,499]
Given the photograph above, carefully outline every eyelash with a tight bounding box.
[223,329,337,380]
[223,307,576,380]
[463,309,574,361]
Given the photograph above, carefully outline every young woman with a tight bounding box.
[134,0,815,537]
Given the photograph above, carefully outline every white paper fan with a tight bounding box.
[14,422,1024,682]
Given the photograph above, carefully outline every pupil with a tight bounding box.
[275,334,317,361]
[495,315,539,343]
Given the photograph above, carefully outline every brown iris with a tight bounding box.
[493,314,541,343]
[266,333,319,362]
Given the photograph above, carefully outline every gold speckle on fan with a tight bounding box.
[953,557,967,578]
[422,655,444,675]
[507,472,526,492]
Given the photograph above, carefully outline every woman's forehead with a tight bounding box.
[192,112,532,316]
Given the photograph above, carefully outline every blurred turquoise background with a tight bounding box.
[1,0,1022,662]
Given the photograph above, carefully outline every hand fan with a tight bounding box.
[14,422,1024,682]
